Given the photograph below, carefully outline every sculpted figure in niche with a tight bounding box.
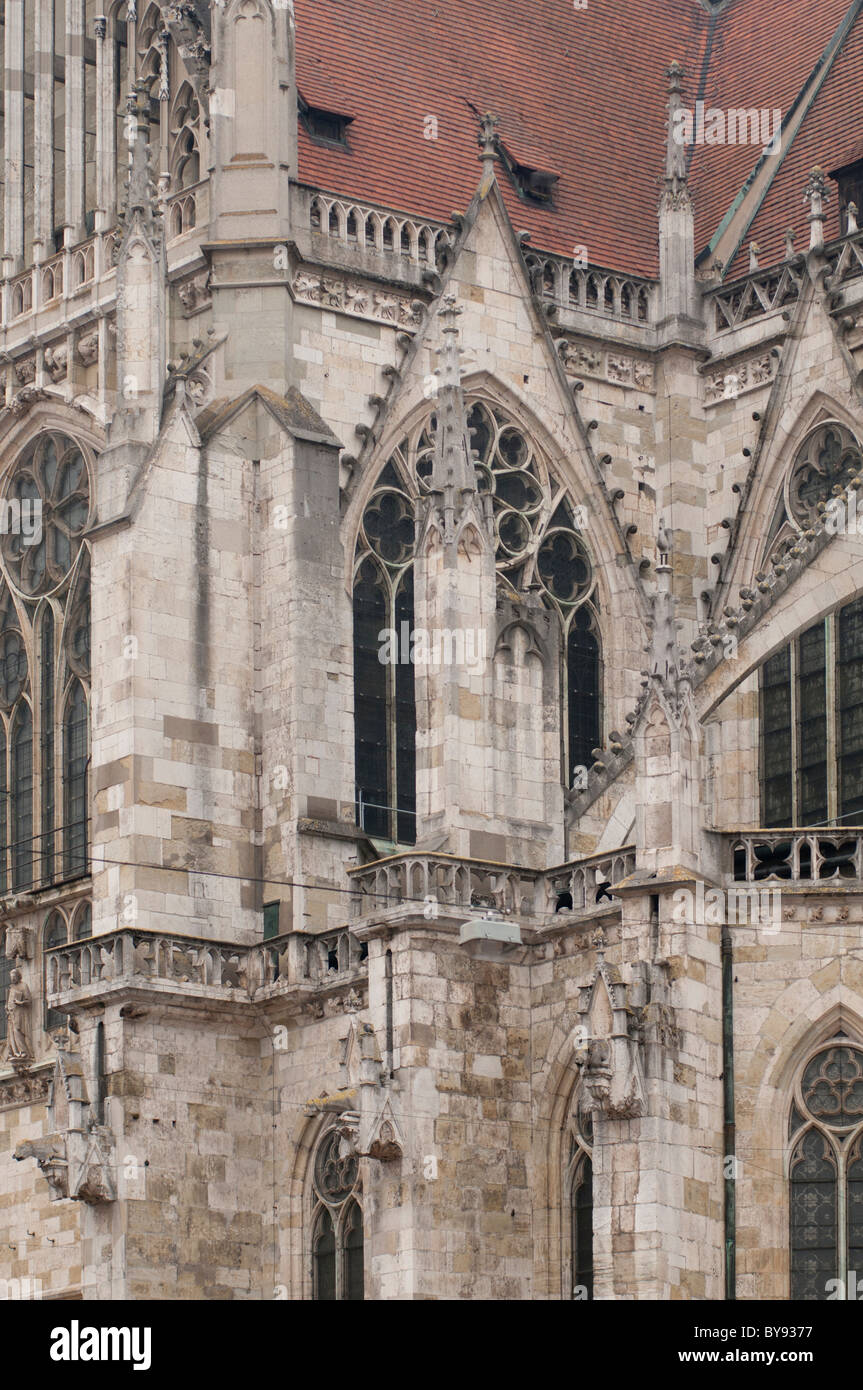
[5,969,33,1063]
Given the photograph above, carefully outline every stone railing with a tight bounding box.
[347,852,542,918]
[304,188,451,268]
[545,846,636,911]
[165,178,208,245]
[706,259,802,332]
[45,927,368,1005]
[726,830,863,883]
[2,230,112,332]
[823,226,863,295]
[524,249,655,325]
[347,846,636,919]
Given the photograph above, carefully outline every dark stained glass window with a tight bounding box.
[761,648,792,827]
[40,608,55,886]
[567,606,600,787]
[838,598,863,821]
[797,622,828,826]
[790,1129,838,1300]
[12,703,33,889]
[760,596,863,827]
[63,681,88,876]
[312,1208,336,1301]
[344,1200,365,1301]
[790,1043,863,1299]
[394,571,416,845]
[353,558,391,839]
[571,1153,594,1300]
[848,1136,863,1279]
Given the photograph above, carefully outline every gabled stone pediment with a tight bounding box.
[197,384,343,449]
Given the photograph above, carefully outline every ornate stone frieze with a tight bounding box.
[556,337,655,391]
[292,268,425,330]
[703,349,776,404]
[0,1066,52,1111]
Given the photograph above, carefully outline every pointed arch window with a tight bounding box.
[11,703,34,890]
[311,1127,364,1300]
[43,911,68,1032]
[352,401,603,836]
[64,682,88,877]
[759,593,863,826]
[0,433,91,890]
[789,1039,863,1298]
[565,1097,594,1300]
[353,469,417,843]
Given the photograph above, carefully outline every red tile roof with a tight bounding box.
[294,0,863,279]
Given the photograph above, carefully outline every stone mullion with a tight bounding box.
[64,0,87,245]
[3,0,26,271]
[33,0,56,260]
[94,12,117,230]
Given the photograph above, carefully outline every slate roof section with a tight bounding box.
[293,0,863,279]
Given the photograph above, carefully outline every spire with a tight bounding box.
[477,111,499,197]
[116,80,163,249]
[429,295,476,496]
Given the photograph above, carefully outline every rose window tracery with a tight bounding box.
[0,431,91,895]
[785,422,863,530]
[1,434,90,597]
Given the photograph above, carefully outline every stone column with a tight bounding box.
[33,0,55,260]
[94,13,116,231]
[64,0,86,245]
[3,0,26,272]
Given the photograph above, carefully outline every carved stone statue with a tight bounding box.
[5,969,33,1063]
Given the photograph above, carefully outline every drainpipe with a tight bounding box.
[722,926,736,1299]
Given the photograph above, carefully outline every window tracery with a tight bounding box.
[781,421,863,537]
[352,402,602,840]
[311,1127,364,1301]
[0,433,91,892]
[790,1039,863,1299]
[565,1092,594,1300]
[759,593,863,826]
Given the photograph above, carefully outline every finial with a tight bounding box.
[847,201,858,234]
[664,60,687,186]
[428,295,476,497]
[804,167,829,250]
[784,227,796,258]
[749,242,759,271]
[477,112,499,165]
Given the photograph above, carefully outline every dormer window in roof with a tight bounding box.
[498,138,560,207]
[830,158,863,235]
[299,97,353,149]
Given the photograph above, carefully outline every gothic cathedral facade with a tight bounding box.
[1,0,862,1300]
